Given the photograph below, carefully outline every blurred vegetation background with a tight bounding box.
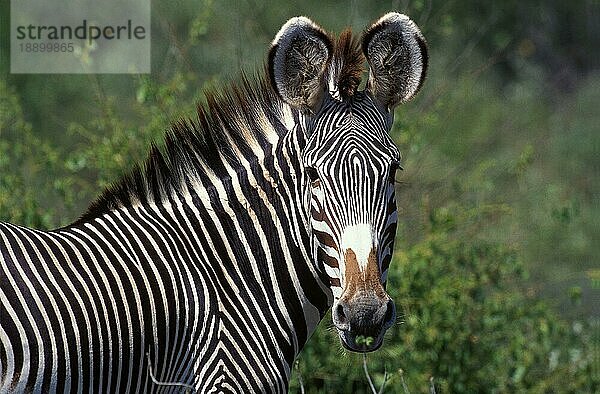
[1,0,598,392]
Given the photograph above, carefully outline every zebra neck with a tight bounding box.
[68,104,330,364]
[68,74,333,365]
[171,110,332,342]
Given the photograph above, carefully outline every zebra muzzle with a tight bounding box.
[331,247,396,352]
[332,294,396,352]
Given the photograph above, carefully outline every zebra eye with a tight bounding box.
[306,167,321,187]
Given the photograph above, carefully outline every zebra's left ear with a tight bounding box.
[362,13,428,111]
[269,17,333,113]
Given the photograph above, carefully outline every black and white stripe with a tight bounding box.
[1,12,427,392]
[303,94,400,297]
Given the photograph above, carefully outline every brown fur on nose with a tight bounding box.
[342,248,386,299]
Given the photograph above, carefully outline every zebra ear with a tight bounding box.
[269,17,333,113]
[362,13,428,111]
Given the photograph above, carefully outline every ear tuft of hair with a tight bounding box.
[268,17,333,112]
[362,12,428,110]
[330,29,365,99]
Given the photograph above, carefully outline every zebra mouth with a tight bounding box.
[337,330,384,353]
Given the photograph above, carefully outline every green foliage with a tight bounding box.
[61,71,201,205]
[355,335,375,348]
[0,80,56,228]
[1,1,597,392]
[291,206,597,392]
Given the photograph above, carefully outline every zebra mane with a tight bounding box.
[329,29,365,99]
[74,31,365,225]
[74,72,287,224]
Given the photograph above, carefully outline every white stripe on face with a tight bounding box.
[340,223,374,272]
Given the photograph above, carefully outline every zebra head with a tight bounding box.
[269,13,427,352]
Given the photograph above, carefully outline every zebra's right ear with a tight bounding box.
[269,17,333,113]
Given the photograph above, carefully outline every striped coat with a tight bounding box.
[1,12,427,393]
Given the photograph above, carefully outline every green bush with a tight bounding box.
[0,80,55,227]
[291,205,597,393]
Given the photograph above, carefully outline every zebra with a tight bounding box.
[0,12,427,393]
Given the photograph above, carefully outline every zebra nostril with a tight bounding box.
[334,302,348,326]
